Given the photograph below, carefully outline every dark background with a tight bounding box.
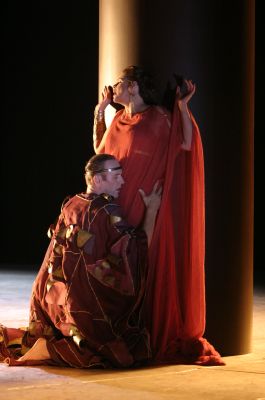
[1,2,262,285]
[2,2,98,268]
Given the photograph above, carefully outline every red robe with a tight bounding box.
[99,102,224,365]
[0,193,150,367]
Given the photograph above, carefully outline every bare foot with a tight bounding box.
[18,337,51,361]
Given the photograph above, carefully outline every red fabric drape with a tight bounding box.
[102,101,224,365]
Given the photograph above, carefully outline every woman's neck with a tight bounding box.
[124,98,149,116]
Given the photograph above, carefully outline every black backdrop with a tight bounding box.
[2,2,262,286]
[2,2,98,268]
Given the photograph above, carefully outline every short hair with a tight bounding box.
[121,65,158,105]
[84,153,116,185]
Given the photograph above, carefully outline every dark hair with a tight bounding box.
[85,154,116,184]
[162,74,187,112]
[122,65,158,105]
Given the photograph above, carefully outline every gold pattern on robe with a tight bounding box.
[103,276,116,286]
[76,230,93,248]
[107,253,121,266]
[43,325,54,337]
[52,266,64,279]
[110,215,122,224]
[69,326,85,348]
[7,337,23,346]
[46,279,55,292]
[54,243,64,255]
[94,266,103,280]
[102,193,113,201]
[69,325,79,336]
[66,225,74,239]
[47,266,64,280]
[28,321,36,336]
[101,260,111,269]
[57,227,67,239]
[73,334,85,348]
[48,261,64,278]
[47,225,54,239]
[48,263,53,274]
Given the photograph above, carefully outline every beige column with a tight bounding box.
[98,0,255,355]
[99,0,140,125]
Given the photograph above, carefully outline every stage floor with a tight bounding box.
[0,270,264,400]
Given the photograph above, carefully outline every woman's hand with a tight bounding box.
[176,79,196,110]
[97,85,113,111]
[139,181,162,213]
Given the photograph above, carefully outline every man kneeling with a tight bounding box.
[0,154,161,368]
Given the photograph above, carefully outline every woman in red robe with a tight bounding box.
[93,65,224,366]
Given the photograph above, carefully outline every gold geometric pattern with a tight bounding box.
[92,260,117,288]
[69,325,85,348]
[47,225,54,239]
[110,215,122,224]
[52,267,64,279]
[76,230,93,248]
[101,260,111,269]
[107,253,121,266]
[47,263,53,274]
[46,279,55,292]
[7,337,23,346]
[72,334,85,348]
[103,276,116,286]
[94,266,103,280]
[102,193,113,201]
[54,243,64,255]
[69,325,79,336]
[57,227,67,239]
[66,225,74,239]
[28,321,36,336]
[43,325,54,337]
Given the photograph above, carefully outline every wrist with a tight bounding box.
[177,101,189,113]
[95,103,107,112]
[94,106,105,121]
[146,205,159,215]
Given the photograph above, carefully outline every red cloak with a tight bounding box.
[100,101,224,366]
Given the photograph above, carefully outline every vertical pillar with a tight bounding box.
[99,0,254,355]
[99,1,140,96]
[99,0,141,124]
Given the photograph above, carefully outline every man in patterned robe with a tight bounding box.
[0,154,161,368]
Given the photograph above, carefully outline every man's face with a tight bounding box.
[99,159,124,198]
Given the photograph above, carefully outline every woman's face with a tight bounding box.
[112,77,131,105]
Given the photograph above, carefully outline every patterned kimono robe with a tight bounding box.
[0,193,150,368]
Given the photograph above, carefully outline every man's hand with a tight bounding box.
[139,182,162,246]
[139,181,162,212]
